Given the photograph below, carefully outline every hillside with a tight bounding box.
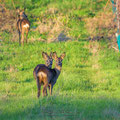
[0,0,120,120]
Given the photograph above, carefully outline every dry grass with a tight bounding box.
[84,4,119,51]
[0,4,18,41]
[35,14,71,43]
[85,8,116,41]
[0,6,16,32]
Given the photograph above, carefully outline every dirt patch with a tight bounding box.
[35,15,71,43]
[54,31,71,42]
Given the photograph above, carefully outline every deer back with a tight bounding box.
[33,52,53,81]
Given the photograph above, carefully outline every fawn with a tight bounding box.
[16,9,30,46]
[34,52,66,98]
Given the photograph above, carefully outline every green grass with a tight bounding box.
[1,40,120,120]
[1,0,120,120]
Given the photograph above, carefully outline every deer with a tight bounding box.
[33,52,66,98]
[33,52,53,96]
[16,9,30,46]
[33,52,53,79]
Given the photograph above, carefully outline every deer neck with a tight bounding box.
[54,65,62,77]
[50,65,62,86]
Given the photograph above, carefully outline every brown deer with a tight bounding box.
[34,52,66,98]
[33,52,53,79]
[33,52,53,96]
[16,9,30,46]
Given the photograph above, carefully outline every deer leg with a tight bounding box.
[48,85,50,95]
[21,30,24,46]
[50,85,53,95]
[45,89,48,96]
[43,83,48,96]
[18,31,21,45]
[48,84,53,95]
[36,77,41,98]
[26,29,29,44]
[38,84,41,98]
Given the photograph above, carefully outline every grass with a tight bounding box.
[1,40,120,120]
[1,0,120,120]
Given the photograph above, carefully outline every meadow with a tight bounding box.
[0,0,120,120]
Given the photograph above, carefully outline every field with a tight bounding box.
[0,0,120,120]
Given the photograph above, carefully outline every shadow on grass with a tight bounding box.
[24,78,33,83]
[1,95,120,120]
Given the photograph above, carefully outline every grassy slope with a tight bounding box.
[1,0,120,120]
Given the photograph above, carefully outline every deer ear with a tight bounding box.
[60,52,66,60]
[42,52,48,59]
[52,52,58,59]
